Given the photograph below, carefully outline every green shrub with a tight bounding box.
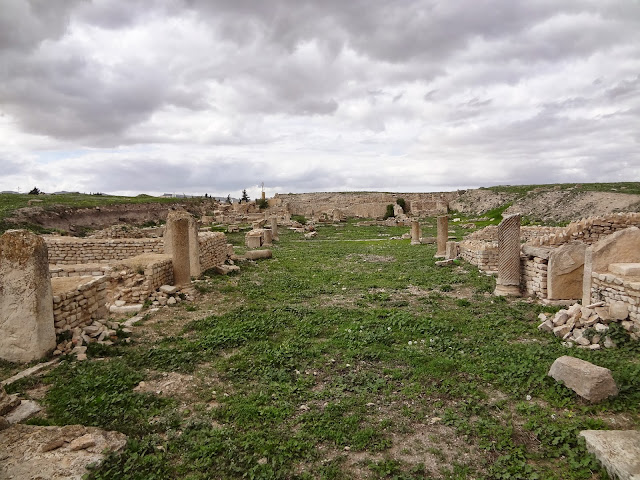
[384,204,395,219]
[396,197,406,213]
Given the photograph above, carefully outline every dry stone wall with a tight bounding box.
[274,192,459,218]
[459,240,498,272]
[199,232,229,272]
[521,255,548,299]
[52,276,108,333]
[50,264,113,278]
[109,254,174,304]
[590,273,640,326]
[44,237,163,264]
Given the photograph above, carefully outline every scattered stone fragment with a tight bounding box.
[109,304,143,314]
[69,434,97,451]
[0,386,21,416]
[167,297,177,306]
[548,356,618,402]
[159,285,179,295]
[41,438,66,452]
[245,249,272,260]
[5,400,42,424]
[579,430,640,480]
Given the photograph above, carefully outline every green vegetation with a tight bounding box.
[6,220,639,478]
[396,197,406,213]
[384,204,395,219]
[487,182,640,197]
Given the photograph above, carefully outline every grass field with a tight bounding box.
[5,220,640,479]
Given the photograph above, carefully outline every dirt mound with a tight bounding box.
[449,189,517,214]
[7,202,203,233]
[505,190,640,223]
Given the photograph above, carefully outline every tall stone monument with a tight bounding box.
[0,230,56,363]
[164,210,194,285]
[411,221,421,245]
[435,215,448,257]
[494,213,522,296]
[270,216,279,241]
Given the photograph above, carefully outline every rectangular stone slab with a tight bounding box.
[609,263,640,277]
[580,430,640,480]
[548,356,618,403]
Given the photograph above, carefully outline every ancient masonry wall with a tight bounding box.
[109,257,174,304]
[44,237,164,264]
[50,264,113,278]
[521,256,548,299]
[89,225,164,239]
[590,273,640,325]
[198,232,229,272]
[529,212,640,247]
[52,276,108,333]
[459,240,498,272]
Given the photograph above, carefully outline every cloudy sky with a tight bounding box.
[1,0,639,198]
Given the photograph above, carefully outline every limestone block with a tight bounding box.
[164,212,192,285]
[263,228,273,246]
[0,230,56,363]
[547,242,586,300]
[270,217,279,241]
[582,227,640,306]
[245,249,272,260]
[445,241,459,260]
[609,263,640,276]
[548,356,618,402]
[580,430,640,480]
[245,230,263,249]
[610,301,629,320]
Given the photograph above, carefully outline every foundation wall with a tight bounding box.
[109,255,174,304]
[521,256,548,299]
[459,240,498,272]
[590,272,640,325]
[199,232,229,272]
[44,237,164,264]
[52,276,108,333]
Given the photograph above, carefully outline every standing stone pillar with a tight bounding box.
[435,215,448,257]
[494,214,522,296]
[270,216,279,241]
[187,215,201,278]
[263,228,273,246]
[164,211,193,285]
[0,230,56,363]
[411,221,421,245]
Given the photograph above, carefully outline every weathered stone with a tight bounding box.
[262,228,273,246]
[538,319,554,332]
[494,214,521,296]
[579,430,640,480]
[553,310,569,326]
[445,241,459,260]
[0,230,56,363]
[547,242,586,300]
[410,221,421,245]
[435,215,448,258]
[608,263,640,276]
[245,230,263,249]
[270,216,279,241]
[167,297,177,306]
[548,356,618,402]
[610,301,629,320]
[109,304,143,315]
[164,211,192,285]
[245,249,273,261]
[0,386,20,416]
[5,399,42,424]
[69,433,97,451]
[159,285,178,295]
[214,264,240,275]
[582,227,640,306]
[553,324,572,338]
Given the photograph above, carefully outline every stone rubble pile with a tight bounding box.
[538,301,637,349]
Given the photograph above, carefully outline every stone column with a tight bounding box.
[0,230,56,363]
[187,215,201,278]
[164,211,192,285]
[494,214,522,296]
[435,215,448,257]
[411,221,421,245]
[270,216,279,241]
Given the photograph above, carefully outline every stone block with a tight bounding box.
[610,301,629,320]
[547,242,586,300]
[609,263,640,277]
[548,356,618,402]
[245,249,272,261]
[579,430,640,480]
[0,230,56,363]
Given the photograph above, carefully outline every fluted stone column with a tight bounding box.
[411,221,421,245]
[494,214,522,296]
[435,215,448,257]
[270,216,279,241]
[0,230,56,363]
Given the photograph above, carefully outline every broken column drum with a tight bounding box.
[494,213,522,296]
[0,230,56,363]
[411,221,421,245]
[435,215,448,257]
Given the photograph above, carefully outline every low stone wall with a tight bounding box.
[521,255,548,299]
[52,276,108,333]
[529,212,640,247]
[109,254,174,304]
[44,237,164,264]
[89,225,164,239]
[459,240,498,272]
[50,264,114,278]
[464,225,564,242]
[198,232,229,272]
[590,272,640,325]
